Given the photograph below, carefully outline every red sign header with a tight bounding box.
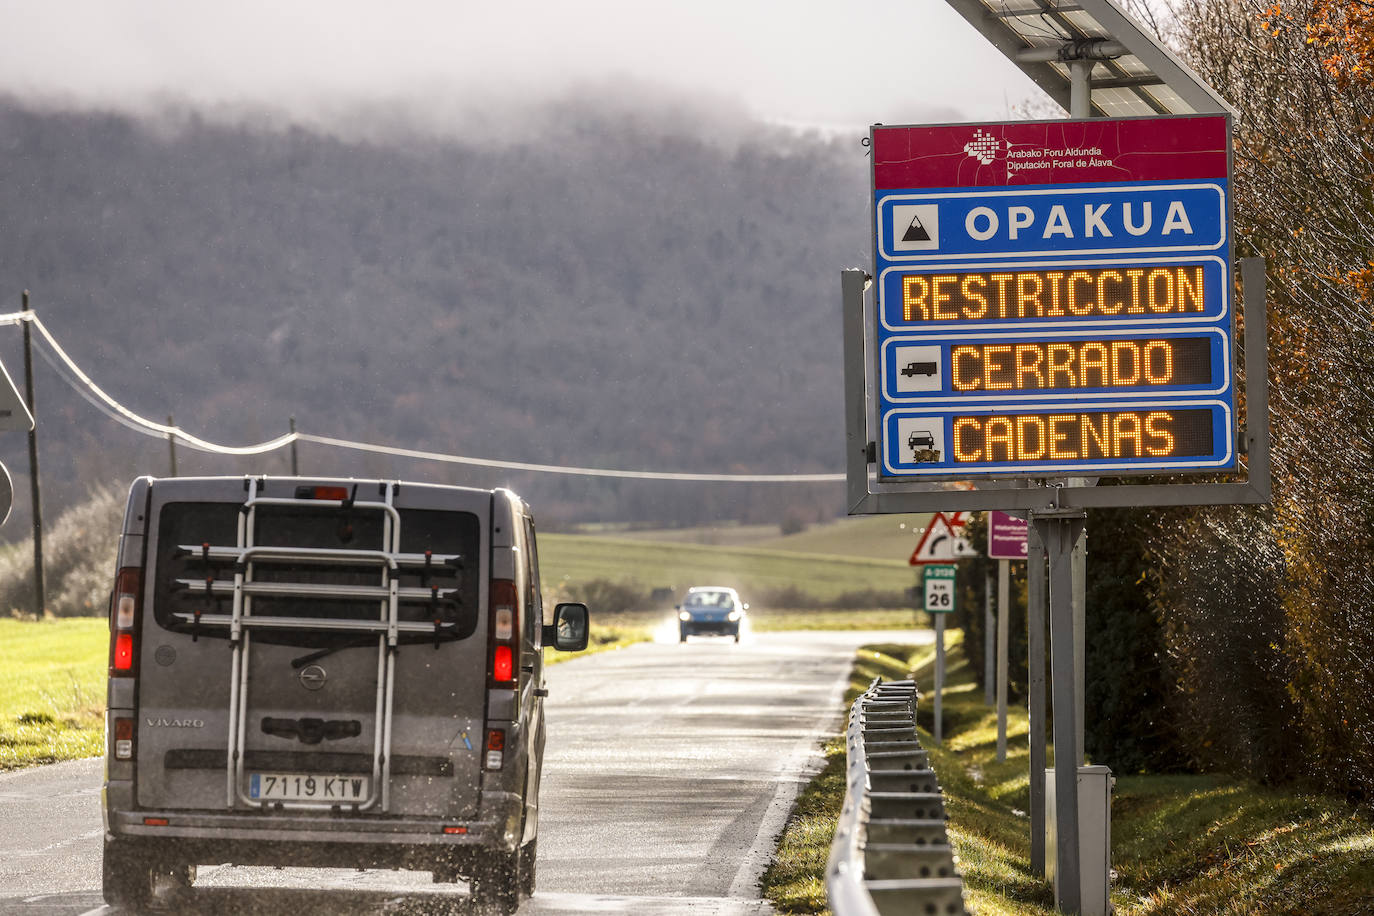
[873,116,1229,190]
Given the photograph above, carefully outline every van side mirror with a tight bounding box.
[545,603,589,652]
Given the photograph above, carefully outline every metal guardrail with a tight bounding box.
[827,679,970,916]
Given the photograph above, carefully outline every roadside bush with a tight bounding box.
[753,584,910,610]
[1085,508,1188,774]
[1168,0,1374,798]
[754,584,821,609]
[1149,506,1299,784]
[956,510,1188,774]
[0,486,124,618]
[955,514,1028,702]
[559,578,649,616]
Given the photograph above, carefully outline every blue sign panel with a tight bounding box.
[883,401,1234,477]
[880,327,1231,405]
[872,116,1234,480]
[877,255,1230,333]
[876,184,1227,262]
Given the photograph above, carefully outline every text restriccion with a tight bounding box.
[900,264,1206,323]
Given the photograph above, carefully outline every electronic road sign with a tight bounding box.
[872,115,1234,480]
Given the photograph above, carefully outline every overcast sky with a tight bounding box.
[0,1,1048,135]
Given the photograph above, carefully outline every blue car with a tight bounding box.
[677,586,748,643]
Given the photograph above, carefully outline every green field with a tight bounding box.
[0,618,108,769]
[538,532,916,602]
[579,513,934,565]
[753,514,935,562]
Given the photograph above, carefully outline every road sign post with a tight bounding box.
[984,569,995,706]
[1027,519,1048,877]
[997,557,1010,762]
[845,3,1268,912]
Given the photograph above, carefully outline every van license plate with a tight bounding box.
[249,773,369,801]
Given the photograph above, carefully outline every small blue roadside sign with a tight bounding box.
[872,116,1235,479]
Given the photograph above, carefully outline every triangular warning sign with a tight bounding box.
[910,512,979,565]
[902,214,931,242]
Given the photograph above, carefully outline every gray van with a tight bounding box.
[101,476,588,913]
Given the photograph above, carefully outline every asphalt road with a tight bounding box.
[0,628,928,915]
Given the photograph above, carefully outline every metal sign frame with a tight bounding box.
[941,0,1236,118]
[866,113,1243,491]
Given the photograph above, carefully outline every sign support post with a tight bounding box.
[934,614,945,744]
[1037,511,1086,914]
[1073,529,1087,764]
[984,570,995,706]
[996,557,1010,761]
[1027,517,1048,877]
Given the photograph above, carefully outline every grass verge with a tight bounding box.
[762,643,931,914]
[764,633,1374,916]
[0,618,108,770]
[549,613,653,664]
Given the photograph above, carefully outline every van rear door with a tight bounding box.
[134,478,490,820]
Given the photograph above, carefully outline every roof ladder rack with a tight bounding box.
[215,479,416,814]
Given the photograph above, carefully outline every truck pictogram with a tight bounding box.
[901,360,938,378]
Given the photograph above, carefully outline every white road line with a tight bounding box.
[13,827,103,859]
[725,655,854,901]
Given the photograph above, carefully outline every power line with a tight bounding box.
[0,311,845,484]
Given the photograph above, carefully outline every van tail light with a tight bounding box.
[109,567,142,677]
[493,645,513,682]
[113,716,135,760]
[488,579,518,686]
[485,728,505,770]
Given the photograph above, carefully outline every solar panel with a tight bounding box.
[941,0,1235,116]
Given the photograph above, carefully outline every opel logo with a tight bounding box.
[298,664,327,691]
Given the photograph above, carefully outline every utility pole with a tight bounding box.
[21,292,44,619]
[290,416,299,475]
[167,415,178,477]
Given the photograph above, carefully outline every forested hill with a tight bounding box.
[0,97,870,528]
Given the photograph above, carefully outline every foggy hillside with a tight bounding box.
[0,96,869,529]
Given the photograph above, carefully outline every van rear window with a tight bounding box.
[152,501,481,648]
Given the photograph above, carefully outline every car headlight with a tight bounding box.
[727,610,741,621]
[679,611,691,621]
